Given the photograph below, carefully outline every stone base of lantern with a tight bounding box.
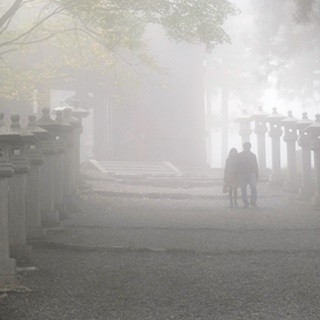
[27,226,47,240]
[10,244,32,264]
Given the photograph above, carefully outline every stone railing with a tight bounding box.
[0,106,89,291]
[236,107,320,204]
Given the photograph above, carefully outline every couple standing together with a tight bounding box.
[223,142,259,208]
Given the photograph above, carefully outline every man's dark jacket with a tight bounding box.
[237,151,259,179]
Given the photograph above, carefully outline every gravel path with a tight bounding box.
[1,247,320,320]
[1,179,320,319]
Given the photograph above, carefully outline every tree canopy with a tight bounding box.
[205,0,320,112]
[251,0,320,107]
[0,0,237,103]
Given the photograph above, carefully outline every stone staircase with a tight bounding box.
[85,160,181,177]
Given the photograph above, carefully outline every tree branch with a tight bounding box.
[0,48,18,56]
[75,26,144,69]
[0,0,23,28]
[0,4,72,49]
[3,27,78,47]
[0,10,16,38]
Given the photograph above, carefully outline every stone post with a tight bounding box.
[26,115,47,239]
[8,115,32,263]
[0,117,20,288]
[36,108,59,227]
[282,111,299,192]
[236,109,252,144]
[267,108,285,186]
[305,115,320,207]
[251,107,269,177]
[297,112,314,200]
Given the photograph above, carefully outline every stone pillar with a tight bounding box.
[251,107,269,177]
[282,111,299,192]
[267,108,285,186]
[0,119,20,288]
[305,115,320,207]
[36,108,59,227]
[26,115,47,239]
[236,109,252,144]
[297,112,314,200]
[8,115,32,263]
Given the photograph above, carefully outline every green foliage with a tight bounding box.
[0,0,236,102]
[55,0,237,49]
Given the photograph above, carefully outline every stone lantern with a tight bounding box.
[0,114,21,288]
[63,108,81,211]
[54,110,72,215]
[8,114,33,263]
[267,108,285,185]
[282,111,299,192]
[305,114,320,207]
[236,109,252,144]
[54,101,68,112]
[26,115,47,239]
[36,108,59,227]
[251,106,269,177]
[54,101,89,186]
[71,100,90,120]
[296,112,314,200]
[71,101,90,185]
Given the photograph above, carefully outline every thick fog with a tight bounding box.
[0,0,319,169]
[2,1,320,318]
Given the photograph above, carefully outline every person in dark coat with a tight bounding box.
[223,148,239,207]
[237,142,259,208]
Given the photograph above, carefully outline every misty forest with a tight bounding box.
[1,1,320,319]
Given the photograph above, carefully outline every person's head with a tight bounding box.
[243,142,252,151]
[229,148,238,158]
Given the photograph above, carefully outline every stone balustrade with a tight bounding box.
[36,108,60,227]
[282,111,299,192]
[8,115,33,263]
[53,110,72,216]
[0,114,21,289]
[267,108,285,186]
[70,101,90,186]
[0,105,89,290]
[26,115,47,239]
[0,103,319,290]
[236,107,320,205]
[251,106,268,177]
[305,114,320,207]
[297,113,314,200]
